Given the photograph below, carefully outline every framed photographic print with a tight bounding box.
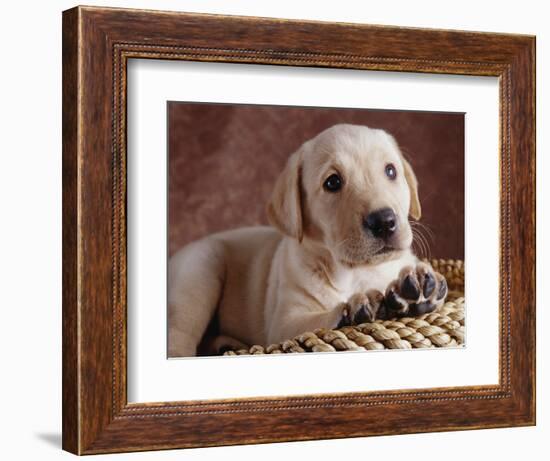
[62,5,535,454]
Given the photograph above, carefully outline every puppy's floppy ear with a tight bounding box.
[267,149,304,242]
[401,155,421,220]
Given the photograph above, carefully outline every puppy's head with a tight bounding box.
[267,124,421,266]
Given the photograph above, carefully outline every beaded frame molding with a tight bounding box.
[62,6,536,455]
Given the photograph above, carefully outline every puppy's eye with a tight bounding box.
[385,163,397,180]
[323,173,342,192]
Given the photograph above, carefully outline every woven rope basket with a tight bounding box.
[223,259,464,355]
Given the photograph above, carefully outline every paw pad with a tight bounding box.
[336,290,384,328]
[381,263,448,319]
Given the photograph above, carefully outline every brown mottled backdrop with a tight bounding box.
[168,103,464,260]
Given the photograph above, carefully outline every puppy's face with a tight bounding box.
[268,124,421,266]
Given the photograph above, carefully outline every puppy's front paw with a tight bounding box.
[336,290,385,328]
[381,262,448,319]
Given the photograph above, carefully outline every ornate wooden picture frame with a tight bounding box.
[62,5,535,455]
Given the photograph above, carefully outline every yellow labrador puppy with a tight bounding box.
[168,124,448,357]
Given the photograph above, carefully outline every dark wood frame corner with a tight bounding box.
[62,5,536,455]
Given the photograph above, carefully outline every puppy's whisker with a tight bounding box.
[417,230,430,258]
[412,221,435,241]
[419,227,433,258]
[410,224,432,259]
[410,228,425,256]
[414,237,427,257]
[411,232,426,258]
[410,220,435,242]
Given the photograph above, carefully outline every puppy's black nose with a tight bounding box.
[364,208,398,239]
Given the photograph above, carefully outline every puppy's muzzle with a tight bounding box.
[363,207,398,240]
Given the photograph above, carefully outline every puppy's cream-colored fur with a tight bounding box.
[168,124,423,357]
